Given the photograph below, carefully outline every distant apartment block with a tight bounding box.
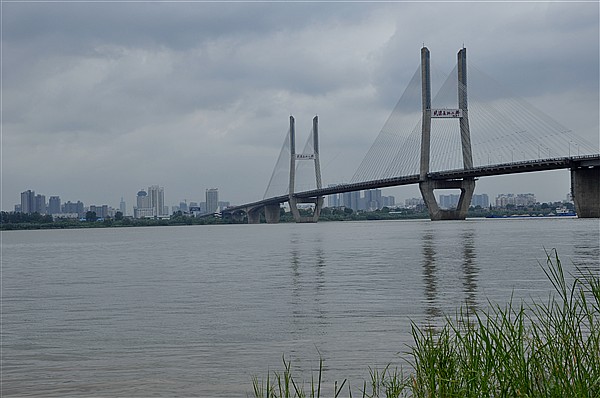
[62,201,85,217]
[495,193,536,207]
[179,201,189,213]
[404,197,425,208]
[327,184,341,207]
[48,196,61,215]
[327,188,394,211]
[206,188,219,214]
[438,193,489,209]
[382,195,395,208]
[19,190,51,214]
[471,193,489,208]
[34,194,46,214]
[439,194,460,209]
[20,190,35,214]
[89,205,110,219]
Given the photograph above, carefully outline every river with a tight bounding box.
[2,218,598,396]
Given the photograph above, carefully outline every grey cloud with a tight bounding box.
[2,2,598,208]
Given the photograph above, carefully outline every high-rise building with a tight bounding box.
[62,201,85,217]
[89,205,109,219]
[206,188,218,214]
[495,193,536,208]
[34,194,46,214]
[404,198,424,208]
[179,201,188,213]
[439,194,460,209]
[48,196,61,215]
[328,194,340,208]
[20,190,35,214]
[471,194,489,208]
[342,191,361,211]
[134,189,152,218]
[364,189,383,211]
[327,184,341,208]
[382,195,395,208]
[136,190,150,209]
[119,197,126,216]
[148,185,165,217]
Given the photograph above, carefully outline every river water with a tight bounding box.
[2,218,599,396]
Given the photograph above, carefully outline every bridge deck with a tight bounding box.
[224,155,599,213]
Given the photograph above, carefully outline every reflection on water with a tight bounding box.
[289,233,328,336]
[572,229,600,276]
[421,231,440,323]
[421,227,479,327]
[461,229,478,311]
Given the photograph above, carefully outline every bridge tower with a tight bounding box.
[419,47,476,220]
[288,115,324,223]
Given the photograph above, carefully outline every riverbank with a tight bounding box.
[0,203,578,230]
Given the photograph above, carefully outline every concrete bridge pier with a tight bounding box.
[264,204,281,224]
[228,210,245,223]
[247,208,261,224]
[289,196,323,223]
[571,167,600,218]
[419,178,475,220]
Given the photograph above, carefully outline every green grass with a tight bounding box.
[252,250,600,397]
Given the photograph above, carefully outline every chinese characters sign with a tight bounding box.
[431,109,462,118]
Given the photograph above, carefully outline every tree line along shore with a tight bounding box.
[0,201,576,230]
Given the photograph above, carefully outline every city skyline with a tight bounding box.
[13,185,570,219]
[3,3,598,211]
[13,186,234,218]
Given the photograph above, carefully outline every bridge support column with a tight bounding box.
[264,204,281,224]
[289,196,323,223]
[247,208,261,224]
[571,167,600,218]
[419,179,475,220]
[419,46,475,221]
[288,115,323,223]
[231,211,245,223]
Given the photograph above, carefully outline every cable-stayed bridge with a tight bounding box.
[223,47,600,222]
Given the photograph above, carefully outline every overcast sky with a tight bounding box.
[2,1,599,212]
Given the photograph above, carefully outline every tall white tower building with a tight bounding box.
[119,197,127,216]
[148,185,165,217]
[206,188,218,214]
